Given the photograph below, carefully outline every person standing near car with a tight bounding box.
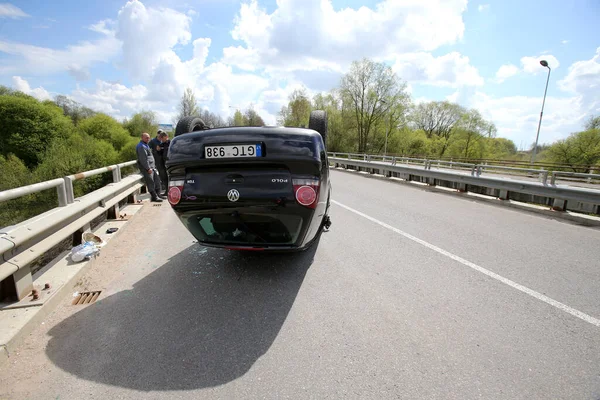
[157,131,170,195]
[136,132,164,202]
[150,129,168,195]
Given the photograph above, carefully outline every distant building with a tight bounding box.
[159,124,174,133]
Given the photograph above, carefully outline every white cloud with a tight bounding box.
[392,52,484,88]
[67,65,91,81]
[226,0,468,73]
[115,1,192,81]
[557,47,600,116]
[521,54,559,73]
[561,40,569,45]
[470,48,600,145]
[492,55,559,84]
[495,64,519,83]
[471,92,586,145]
[0,3,29,19]
[478,4,490,12]
[222,46,260,71]
[70,80,166,122]
[0,29,120,76]
[89,19,115,36]
[11,76,52,100]
[558,47,600,94]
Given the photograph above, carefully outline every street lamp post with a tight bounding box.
[530,60,551,165]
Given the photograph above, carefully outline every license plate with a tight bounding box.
[205,144,262,159]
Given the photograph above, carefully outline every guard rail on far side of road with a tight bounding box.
[329,156,600,214]
[0,160,143,302]
[328,153,599,186]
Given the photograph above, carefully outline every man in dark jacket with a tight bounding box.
[150,129,169,196]
[136,132,164,202]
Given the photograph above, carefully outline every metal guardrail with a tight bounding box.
[329,157,600,208]
[329,152,596,185]
[0,160,143,302]
[551,171,600,185]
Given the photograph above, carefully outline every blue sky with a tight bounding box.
[1,0,599,148]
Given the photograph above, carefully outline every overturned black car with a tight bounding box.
[165,110,332,252]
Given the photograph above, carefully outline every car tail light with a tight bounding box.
[293,177,320,209]
[168,179,184,205]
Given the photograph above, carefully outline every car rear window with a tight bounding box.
[186,212,304,245]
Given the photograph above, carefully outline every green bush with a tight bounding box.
[123,111,158,138]
[78,113,132,151]
[0,95,74,168]
[0,154,52,228]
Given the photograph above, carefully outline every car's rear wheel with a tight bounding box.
[308,110,328,147]
[175,116,207,137]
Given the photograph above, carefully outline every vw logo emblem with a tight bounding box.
[227,189,240,202]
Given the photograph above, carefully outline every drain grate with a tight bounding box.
[72,291,102,305]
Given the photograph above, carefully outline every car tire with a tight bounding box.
[175,116,207,137]
[308,110,328,147]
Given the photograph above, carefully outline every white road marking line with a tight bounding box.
[332,200,600,328]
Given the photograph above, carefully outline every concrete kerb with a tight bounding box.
[0,202,148,369]
[331,166,600,228]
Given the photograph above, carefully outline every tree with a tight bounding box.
[340,58,410,153]
[78,114,133,151]
[53,95,96,125]
[230,109,245,126]
[454,109,497,158]
[176,88,200,121]
[410,101,465,139]
[312,90,352,151]
[199,109,225,128]
[278,88,312,127]
[123,111,158,137]
[244,105,265,127]
[584,114,600,131]
[546,129,600,171]
[0,94,74,168]
[409,101,466,156]
[485,138,518,159]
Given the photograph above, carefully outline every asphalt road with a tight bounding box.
[1,169,600,399]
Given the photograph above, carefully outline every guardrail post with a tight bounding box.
[552,198,566,211]
[57,181,68,207]
[476,166,483,177]
[63,176,75,204]
[112,166,120,183]
[108,201,121,220]
[392,157,396,166]
[498,190,509,200]
[72,223,92,246]
[551,172,557,185]
[539,170,548,185]
[10,265,34,301]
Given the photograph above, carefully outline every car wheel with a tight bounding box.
[308,110,328,147]
[175,116,207,137]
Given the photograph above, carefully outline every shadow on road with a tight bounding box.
[45,240,318,391]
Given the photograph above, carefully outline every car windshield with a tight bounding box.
[188,213,304,245]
